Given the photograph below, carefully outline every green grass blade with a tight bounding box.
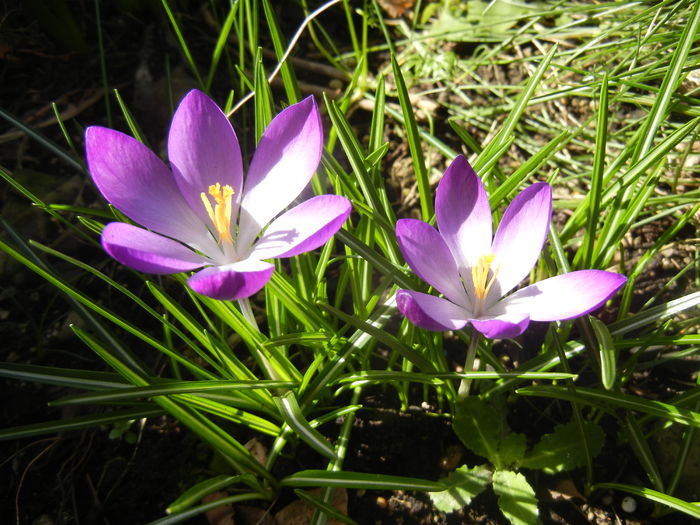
[167,475,247,514]
[73,327,274,482]
[113,88,146,143]
[581,73,608,268]
[0,108,84,172]
[0,407,163,440]
[0,362,125,390]
[281,469,444,492]
[205,2,238,91]
[633,0,700,160]
[319,302,436,372]
[391,54,432,220]
[148,492,266,525]
[591,482,700,520]
[51,380,297,406]
[589,317,617,390]
[161,0,204,89]
[262,0,300,103]
[477,45,557,182]
[275,392,337,460]
[516,385,700,427]
[624,413,664,492]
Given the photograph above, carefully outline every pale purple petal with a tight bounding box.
[501,270,627,322]
[471,312,530,339]
[490,182,552,298]
[237,96,323,251]
[396,219,471,308]
[101,222,208,274]
[435,155,492,269]
[168,90,244,226]
[86,127,210,245]
[396,289,471,332]
[249,195,351,259]
[187,259,275,300]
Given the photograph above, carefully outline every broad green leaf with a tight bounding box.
[453,396,503,466]
[429,465,492,513]
[519,421,604,474]
[498,433,528,470]
[492,470,541,525]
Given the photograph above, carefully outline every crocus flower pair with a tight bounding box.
[396,155,626,339]
[86,91,351,300]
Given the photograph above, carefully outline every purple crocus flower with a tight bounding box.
[86,90,351,300]
[396,155,626,339]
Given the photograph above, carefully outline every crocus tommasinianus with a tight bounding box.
[396,155,627,339]
[86,90,351,300]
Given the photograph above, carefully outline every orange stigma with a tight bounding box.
[200,183,234,244]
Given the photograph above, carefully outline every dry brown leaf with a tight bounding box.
[377,0,416,17]
[274,488,348,525]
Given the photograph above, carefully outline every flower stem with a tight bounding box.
[238,297,259,332]
[458,330,481,400]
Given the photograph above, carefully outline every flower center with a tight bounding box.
[200,183,234,244]
[471,253,500,303]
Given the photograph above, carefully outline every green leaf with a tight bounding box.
[492,470,541,525]
[390,54,432,221]
[591,482,700,520]
[274,391,337,461]
[519,421,604,474]
[498,433,528,470]
[280,470,444,492]
[429,465,492,513]
[453,396,503,466]
[517,385,700,428]
[167,475,246,514]
[590,317,617,390]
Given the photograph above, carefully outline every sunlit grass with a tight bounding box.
[1,0,699,523]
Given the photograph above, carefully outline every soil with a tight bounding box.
[1,3,698,525]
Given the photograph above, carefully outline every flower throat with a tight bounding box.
[472,253,499,302]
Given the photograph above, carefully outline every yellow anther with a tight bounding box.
[200,183,234,244]
[471,253,499,301]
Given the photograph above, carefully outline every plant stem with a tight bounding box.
[238,297,259,332]
[458,330,480,399]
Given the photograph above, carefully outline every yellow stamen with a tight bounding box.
[200,182,235,244]
[471,253,500,301]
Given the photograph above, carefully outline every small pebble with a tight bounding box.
[621,496,637,513]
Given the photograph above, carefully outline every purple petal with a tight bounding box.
[396,289,470,332]
[86,127,210,245]
[187,259,275,300]
[168,90,244,227]
[237,96,323,251]
[396,219,471,308]
[501,270,627,321]
[490,182,552,297]
[101,222,207,274]
[250,195,351,259]
[435,155,492,269]
[471,312,530,339]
